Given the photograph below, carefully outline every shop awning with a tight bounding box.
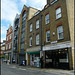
[27,51,40,54]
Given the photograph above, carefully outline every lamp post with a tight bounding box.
[40,14,43,58]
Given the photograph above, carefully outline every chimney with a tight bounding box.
[47,0,50,5]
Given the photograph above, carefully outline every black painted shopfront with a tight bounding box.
[45,48,69,69]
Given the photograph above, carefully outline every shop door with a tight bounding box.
[52,51,59,68]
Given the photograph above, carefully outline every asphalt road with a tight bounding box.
[1,63,57,75]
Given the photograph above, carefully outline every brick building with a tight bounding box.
[18,5,38,65]
[12,14,20,64]
[5,25,13,63]
[0,40,6,58]
[27,0,74,69]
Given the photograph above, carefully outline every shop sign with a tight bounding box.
[59,59,68,63]
[43,41,71,51]
[46,59,52,62]
[51,41,57,44]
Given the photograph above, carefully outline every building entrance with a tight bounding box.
[52,51,59,68]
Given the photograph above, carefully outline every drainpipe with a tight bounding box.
[40,14,43,58]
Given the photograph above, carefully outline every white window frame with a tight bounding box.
[56,7,61,19]
[30,24,32,32]
[10,34,11,39]
[57,26,63,40]
[45,14,50,24]
[29,37,32,46]
[7,37,8,41]
[6,44,8,50]
[9,43,11,49]
[36,20,39,29]
[36,34,39,45]
[46,30,50,42]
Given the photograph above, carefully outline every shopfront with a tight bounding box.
[43,41,72,69]
[27,51,40,67]
[45,48,69,69]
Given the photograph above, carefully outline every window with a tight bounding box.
[56,7,61,19]
[7,37,8,41]
[46,30,50,42]
[29,37,32,46]
[9,43,11,49]
[10,34,11,39]
[36,34,39,45]
[6,44,8,50]
[30,24,32,32]
[57,26,63,39]
[45,14,50,24]
[36,20,39,29]
[51,0,58,4]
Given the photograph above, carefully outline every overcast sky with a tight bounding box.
[1,0,47,42]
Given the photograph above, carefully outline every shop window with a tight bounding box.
[30,24,32,32]
[36,20,39,29]
[57,26,63,40]
[45,14,50,24]
[56,7,61,19]
[46,30,50,42]
[36,34,39,45]
[29,37,32,46]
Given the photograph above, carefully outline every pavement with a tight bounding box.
[4,63,74,75]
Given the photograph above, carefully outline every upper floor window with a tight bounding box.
[9,43,11,49]
[56,7,61,19]
[6,44,8,50]
[7,37,8,41]
[45,14,50,24]
[36,34,39,45]
[30,24,32,32]
[46,30,50,42]
[51,0,58,5]
[10,34,11,39]
[29,37,32,46]
[36,20,39,29]
[57,26,63,39]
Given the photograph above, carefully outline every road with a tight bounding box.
[1,63,74,75]
[1,63,57,75]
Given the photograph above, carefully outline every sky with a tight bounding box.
[1,0,47,42]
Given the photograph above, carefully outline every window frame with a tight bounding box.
[36,20,39,29]
[46,30,50,42]
[36,34,39,45]
[45,14,50,24]
[57,26,63,40]
[56,7,62,19]
[30,24,32,32]
[29,37,32,46]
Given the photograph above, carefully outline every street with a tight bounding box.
[1,63,74,75]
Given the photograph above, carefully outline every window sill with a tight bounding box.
[45,41,51,44]
[36,28,39,30]
[45,22,50,25]
[57,38,64,41]
[36,44,39,46]
[55,16,62,21]
[29,45,32,47]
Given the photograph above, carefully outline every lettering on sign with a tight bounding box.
[59,59,68,63]
[46,59,52,62]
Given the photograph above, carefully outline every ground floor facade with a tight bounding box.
[27,51,40,67]
[26,41,73,69]
[4,51,11,63]
[43,41,73,70]
[19,53,25,65]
